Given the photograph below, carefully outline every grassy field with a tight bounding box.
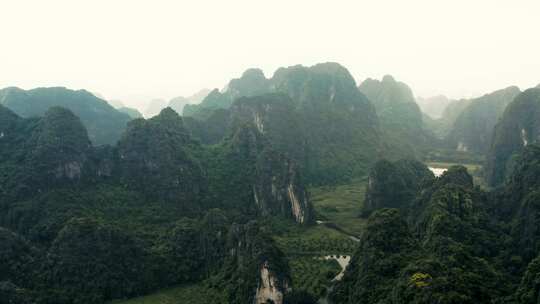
[309,178,367,236]
[109,284,225,304]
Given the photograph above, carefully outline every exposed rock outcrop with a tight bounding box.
[221,222,291,304]
[255,261,287,304]
[485,88,540,186]
[253,149,312,224]
[446,86,520,155]
[220,124,314,224]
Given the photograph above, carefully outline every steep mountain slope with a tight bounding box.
[206,122,313,224]
[0,106,91,202]
[185,63,381,184]
[0,86,131,145]
[446,86,520,154]
[358,75,430,156]
[332,166,505,304]
[0,106,310,304]
[362,159,434,216]
[485,88,540,186]
[117,108,207,203]
[212,222,291,304]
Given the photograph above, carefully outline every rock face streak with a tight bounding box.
[254,261,287,304]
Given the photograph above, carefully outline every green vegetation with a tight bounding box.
[425,98,472,138]
[330,146,540,303]
[0,86,132,145]
[109,284,226,304]
[4,62,540,304]
[362,159,434,216]
[359,75,433,158]
[486,88,540,186]
[0,106,307,304]
[310,178,366,236]
[272,220,357,256]
[185,63,382,185]
[331,166,505,303]
[288,257,341,299]
[446,86,520,154]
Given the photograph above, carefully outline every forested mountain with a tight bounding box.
[361,159,433,216]
[0,105,313,304]
[485,88,540,186]
[446,86,521,154]
[332,144,540,303]
[184,63,381,185]
[358,75,432,156]
[0,87,132,145]
[1,61,538,304]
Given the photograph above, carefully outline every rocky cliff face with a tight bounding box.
[254,261,287,304]
[446,86,520,154]
[220,222,291,304]
[230,93,305,169]
[485,88,540,186]
[217,124,313,224]
[253,149,312,224]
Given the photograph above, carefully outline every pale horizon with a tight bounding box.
[1,0,539,110]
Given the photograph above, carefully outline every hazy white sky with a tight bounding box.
[1,0,539,109]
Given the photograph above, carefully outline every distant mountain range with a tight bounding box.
[0,87,131,145]
[416,95,451,119]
